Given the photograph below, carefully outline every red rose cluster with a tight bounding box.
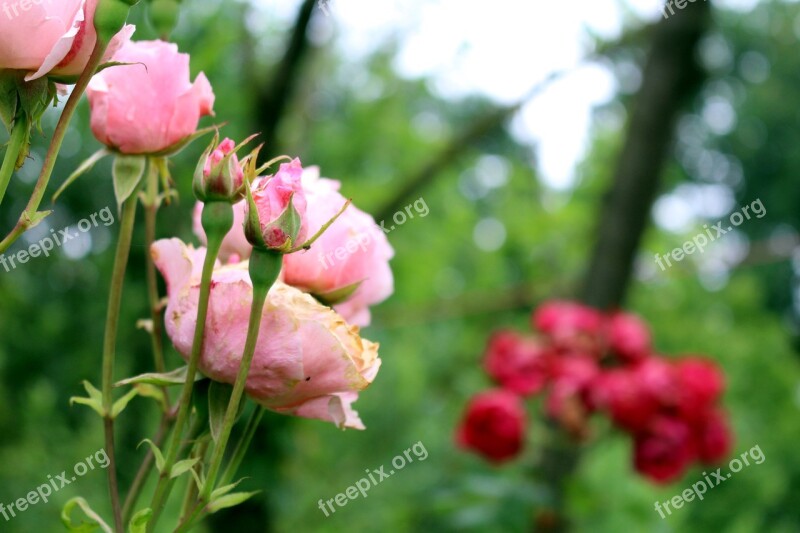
[456,300,732,483]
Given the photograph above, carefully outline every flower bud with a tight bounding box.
[193,136,246,203]
[95,0,137,45]
[244,158,308,253]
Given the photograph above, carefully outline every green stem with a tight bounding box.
[175,250,281,533]
[147,202,233,532]
[179,437,210,524]
[143,158,168,378]
[0,40,109,254]
[102,192,138,533]
[121,408,172,524]
[0,112,30,206]
[220,406,265,487]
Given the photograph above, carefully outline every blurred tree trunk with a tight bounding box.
[253,0,317,153]
[535,3,712,531]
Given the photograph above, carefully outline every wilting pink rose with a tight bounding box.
[633,417,696,483]
[86,40,214,154]
[151,238,380,429]
[283,167,394,327]
[0,0,133,81]
[456,389,526,463]
[607,312,651,363]
[245,159,308,250]
[532,301,604,353]
[483,330,550,396]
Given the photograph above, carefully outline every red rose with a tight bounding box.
[606,312,651,363]
[484,331,551,396]
[693,409,732,464]
[456,390,527,463]
[675,357,725,421]
[590,368,659,432]
[531,301,604,353]
[634,417,696,483]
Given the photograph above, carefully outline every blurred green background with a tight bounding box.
[1,0,799,531]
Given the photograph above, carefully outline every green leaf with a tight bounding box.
[69,381,106,417]
[116,366,203,388]
[138,439,166,473]
[111,387,140,418]
[211,478,245,500]
[170,457,200,479]
[128,508,152,533]
[52,148,109,202]
[112,155,146,211]
[61,497,113,533]
[315,280,364,306]
[208,381,234,444]
[133,383,168,412]
[207,491,260,514]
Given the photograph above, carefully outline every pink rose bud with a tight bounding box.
[86,39,215,154]
[456,389,527,463]
[483,330,551,397]
[282,167,394,327]
[193,137,247,202]
[151,238,380,429]
[244,158,308,252]
[0,0,134,81]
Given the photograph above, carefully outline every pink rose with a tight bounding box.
[483,330,550,396]
[282,167,394,327]
[456,389,526,463]
[0,0,134,81]
[86,40,214,154]
[151,238,380,429]
[244,159,308,251]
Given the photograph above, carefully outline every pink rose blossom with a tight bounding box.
[86,40,214,154]
[0,0,133,81]
[151,238,380,429]
[282,167,394,327]
[245,159,308,250]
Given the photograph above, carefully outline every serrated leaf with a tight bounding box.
[211,478,245,500]
[52,148,109,202]
[111,387,140,418]
[116,366,203,388]
[128,508,152,533]
[138,439,165,473]
[69,381,106,417]
[208,381,234,444]
[170,457,200,479]
[112,155,146,212]
[207,491,260,514]
[133,383,167,411]
[61,497,112,533]
[0,75,18,131]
